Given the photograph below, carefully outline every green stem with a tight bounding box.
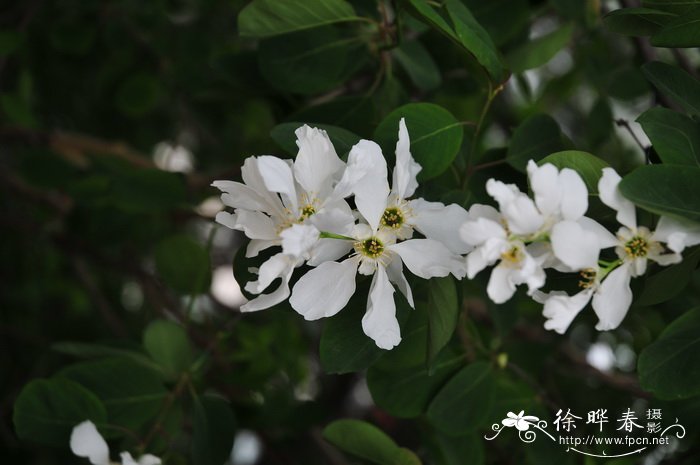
[319,231,355,241]
[597,258,623,280]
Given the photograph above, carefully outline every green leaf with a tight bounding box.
[538,151,609,192]
[320,295,386,374]
[367,351,462,418]
[444,0,507,83]
[642,0,700,15]
[58,358,167,431]
[405,0,507,83]
[637,247,700,306]
[191,394,237,465]
[238,0,359,38]
[651,6,700,47]
[258,27,366,95]
[603,8,676,36]
[393,40,442,92]
[270,122,361,157]
[374,103,463,181]
[506,24,574,72]
[13,378,107,447]
[426,277,459,367]
[115,73,163,117]
[432,433,484,465]
[619,165,700,222]
[154,234,211,294]
[426,362,495,435]
[638,307,700,399]
[637,107,700,166]
[323,419,421,465]
[642,61,700,115]
[506,114,564,171]
[143,320,194,378]
[52,342,165,374]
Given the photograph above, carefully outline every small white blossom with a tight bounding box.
[541,167,698,332]
[212,125,355,312]
[71,421,160,465]
[460,161,589,303]
[288,134,464,349]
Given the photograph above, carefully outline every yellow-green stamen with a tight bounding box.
[624,236,648,258]
[356,237,385,258]
[380,207,404,229]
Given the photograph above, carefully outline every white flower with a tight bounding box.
[339,118,472,254]
[212,125,355,312]
[288,139,465,349]
[541,167,696,332]
[460,161,590,304]
[70,421,160,465]
[502,411,540,431]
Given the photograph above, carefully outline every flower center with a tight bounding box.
[578,268,597,289]
[500,246,523,264]
[355,237,385,259]
[298,204,316,221]
[624,236,648,258]
[380,207,404,229]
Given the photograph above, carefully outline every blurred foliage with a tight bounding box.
[2,0,700,464]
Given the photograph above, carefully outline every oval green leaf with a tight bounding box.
[238,0,359,38]
[619,164,700,223]
[374,103,463,181]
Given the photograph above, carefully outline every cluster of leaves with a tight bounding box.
[2,0,700,464]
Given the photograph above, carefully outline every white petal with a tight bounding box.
[246,239,276,258]
[559,168,588,220]
[460,216,506,247]
[649,250,682,267]
[293,125,345,196]
[385,257,414,308]
[487,264,517,304]
[70,421,110,465]
[467,203,501,222]
[487,179,544,235]
[257,155,298,212]
[598,168,636,229]
[240,254,296,312]
[244,253,293,294]
[240,281,290,312]
[392,118,422,199]
[280,224,320,260]
[228,210,277,240]
[390,239,465,279]
[212,180,270,213]
[362,267,401,350]
[410,199,472,254]
[592,263,633,331]
[465,238,508,278]
[215,211,238,230]
[577,217,618,249]
[527,161,560,218]
[136,455,161,465]
[290,258,358,320]
[120,452,138,465]
[541,289,594,334]
[347,140,390,230]
[240,157,286,216]
[653,216,700,253]
[551,220,601,270]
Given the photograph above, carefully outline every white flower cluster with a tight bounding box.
[213,120,468,349]
[213,122,700,349]
[461,163,700,334]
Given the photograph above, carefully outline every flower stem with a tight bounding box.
[319,231,355,241]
